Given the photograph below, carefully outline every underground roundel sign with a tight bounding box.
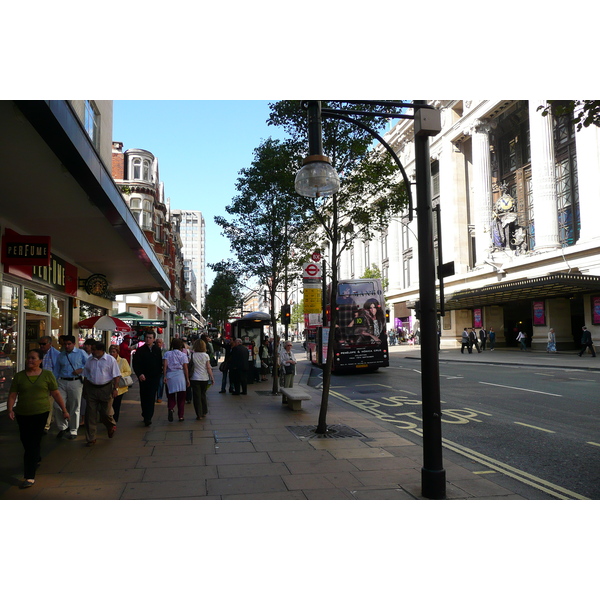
[303,262,322,278]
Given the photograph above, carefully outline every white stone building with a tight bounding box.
[337,100,600,350]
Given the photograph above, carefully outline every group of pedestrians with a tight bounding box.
[460,327,495,354]
[7,335,127,489]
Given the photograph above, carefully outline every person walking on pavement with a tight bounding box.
[7,349,69,489]
[190,339,214,419]
[82,342,121,446]
[547,328,557,353]
[38,335,61,434]
[163,338,190,422]
[517,330,527,351]
[469,328,481,353]
[219,337,234,394]
[488,327,496,351]
[229,338,249,395]
[54,335,88,439]
[132,330,163,426]
[479,328,487,351]
[461,328,471,354]
[109,344,132,422]
[578,326,596,357]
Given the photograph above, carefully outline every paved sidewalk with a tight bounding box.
[3,344,588,501]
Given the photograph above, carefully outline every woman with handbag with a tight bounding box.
[7,349,69,489]
[109,344,132,422]
[278,342,297,388]
[190,339,214,419]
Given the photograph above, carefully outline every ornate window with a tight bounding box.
[554,112,579,247]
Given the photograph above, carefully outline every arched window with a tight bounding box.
[132,158,141,180]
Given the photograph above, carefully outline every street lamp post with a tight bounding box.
[295,101,446,499]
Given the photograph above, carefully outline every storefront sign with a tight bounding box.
[2,231,51,267]
[5,254,78,296]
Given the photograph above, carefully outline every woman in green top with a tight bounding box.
[7,348,69,489]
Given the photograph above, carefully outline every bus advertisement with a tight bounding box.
[306,278,389,372]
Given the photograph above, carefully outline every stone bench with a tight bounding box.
[281,387,311,411]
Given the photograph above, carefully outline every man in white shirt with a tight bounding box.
[82,341,121,446]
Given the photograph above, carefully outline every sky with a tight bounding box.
[112,100,289,289]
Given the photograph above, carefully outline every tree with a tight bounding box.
[538,101,600,131]
[213,138,305,394]
[268,101,409,433]
[204,264,243,328]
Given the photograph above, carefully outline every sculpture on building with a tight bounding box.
[492,184,518,249]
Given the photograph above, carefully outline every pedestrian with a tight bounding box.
[488,327,496,351]
[119,335,132,364]
[547,328,557,353]
[460,328,471,354]
[516,330,527,351]
[80,338,96,426]
[259,338,271,381]
[219,337,234,394]
[132,330,163,426]
[155,337,166,403]
[109,344,132,422]
[163,338,190,422]
[469,328,481,353]
[190,339,214,419]
[229,338,249,395]
[479,328,487,351]
[578,326,596,357]
[54,334,88,440]
[7,349,69,489]
[82,341,121,446]
[279,341,297,388]
[38,335,61,434]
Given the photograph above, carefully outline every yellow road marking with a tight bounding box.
[587,442,600,447]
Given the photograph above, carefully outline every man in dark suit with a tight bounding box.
[578,326,596,357]
[228,338,249,395]
[132,331,163,425]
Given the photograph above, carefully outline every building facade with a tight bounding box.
[336,100,600,350]
[171,209,206,312]
[1,101,170,410]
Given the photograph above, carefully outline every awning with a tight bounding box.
[444,273,600,310]
[0,101,170,294]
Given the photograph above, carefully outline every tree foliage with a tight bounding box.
[204,265,243,327]
[538,101,600,131]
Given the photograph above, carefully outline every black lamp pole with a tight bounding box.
[298,100,446,499]
[414,101,446,499]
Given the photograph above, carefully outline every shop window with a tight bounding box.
[0,283,19,408]
[24,289,48,312]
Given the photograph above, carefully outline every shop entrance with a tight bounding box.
[502,300,533,348]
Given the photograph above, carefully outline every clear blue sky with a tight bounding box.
[112,100,289,288]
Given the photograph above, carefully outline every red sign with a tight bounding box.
[311,251,322,262]
[303,262,322,278]
[2,229,51,266]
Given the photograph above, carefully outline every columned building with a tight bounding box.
[337,100,600,350]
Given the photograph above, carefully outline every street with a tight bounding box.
[306,347,600,499]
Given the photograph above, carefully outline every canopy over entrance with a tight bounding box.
[444,273,600,311]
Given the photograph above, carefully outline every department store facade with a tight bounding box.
[337,100,600,350]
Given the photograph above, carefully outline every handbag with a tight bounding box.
[210,357,218,367]
[119,375,133,387]
[284,364,295,375]
[219,361,227,372]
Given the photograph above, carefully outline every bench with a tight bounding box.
[281,387,311,411]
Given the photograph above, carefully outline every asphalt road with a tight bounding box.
[308,353,600,499]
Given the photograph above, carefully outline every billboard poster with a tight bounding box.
[473,308,483,329]
[532,301,546,326]
[592,296,600,326]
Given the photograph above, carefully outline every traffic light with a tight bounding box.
[281,304,291,325]
[385,308,390,322]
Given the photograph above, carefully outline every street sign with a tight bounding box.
[303,262,322,278]
[311,251,322,262]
